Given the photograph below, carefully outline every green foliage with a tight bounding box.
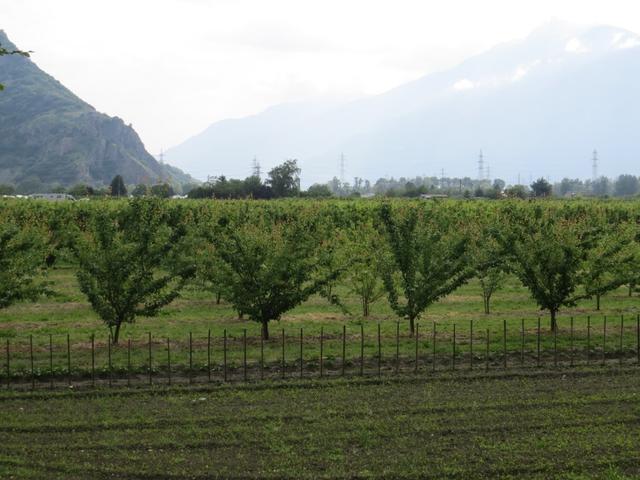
[496,206,593,329]
[473,236,508,315]
[188,175,271,199]
[305,183,333,198]
[150,183,175,198]
[378,203,473,333]
[582,225,637,310]
[343,222,387,316]
[68,183,94,197]
[131,184,149,197]
[109,175,127,197]
[208,209,340,339]
[267,159,300,198]
[0,184,15,195]
[613,174,639,197]
[530,178,552,197]
[73,199,190,343]
[0,221,49,308]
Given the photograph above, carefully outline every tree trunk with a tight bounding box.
[629,284,634,297]
[113,322,122,345]
[550,309,557,332]
[596,294,601,311]
[363,300,369,317]
[216,291,221,305]
[261,320,269,341]
[409,316,415,336]
[483,295,490,315]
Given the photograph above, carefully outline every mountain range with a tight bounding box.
[166,21,640,186]
[0,30,192,192]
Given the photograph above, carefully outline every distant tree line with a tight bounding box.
[315,174,640,199]
[0,176,192,198]
[187,159,301,199]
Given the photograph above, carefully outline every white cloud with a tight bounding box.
[511,60,541,81]
[452,79,475,90]
[565,37,589,53]
[619,37,640,48]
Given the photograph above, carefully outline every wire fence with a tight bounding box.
[2,314,640,390]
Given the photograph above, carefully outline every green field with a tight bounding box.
[1,369,639,479]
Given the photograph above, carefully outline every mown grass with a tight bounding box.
[1,267,639,382]
[0,369,639,479]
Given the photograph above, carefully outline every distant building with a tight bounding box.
[29,193,76,202]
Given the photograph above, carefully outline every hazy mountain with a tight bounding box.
[166,21,640,185]
[0,30,193,191]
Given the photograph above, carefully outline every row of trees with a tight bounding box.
[322,175,640,199]
[0,199,638,342]
[187,160,301,199]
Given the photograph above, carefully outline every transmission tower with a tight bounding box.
[252,156,261,178]
[477,150,485,181]
[339,153,346,184]
[592,149,598,181]
[158,149,164,164]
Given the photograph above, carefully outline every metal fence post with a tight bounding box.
[342,325,346,377]
[5,339,9,389]
[452,324,456,371]
[503,320,507,369]
[148,332,152,386]
[637,314,640,365]
[167,338,171,386]
[377,323,381,377]
[260,331,264,381]
[415,323,419,374]
[67,333,71,386]
[570,317,574,367]
[319,327,323,379]
[432,322,437,373]
[91,334,95,387]
[300,328,304,379]
[223,329,227,382]
[282,328,286,380]
[49,334,53,389]
[470,320,474,371]
[396,321,400,375]
[189,332,193,384]
[207,329,211,383]
[602,316,607,367]
[108,334,112,387]
[521,319,525,366]
[553,320,558,368]
[485,328,490,371]
[360,323,365,377]
[536,317,541,368]
[587,316,591,365]
[244,329,248,382]
[30,335,34,390]
[619,315,624,366]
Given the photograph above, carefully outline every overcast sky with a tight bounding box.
[2,0,640,157]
